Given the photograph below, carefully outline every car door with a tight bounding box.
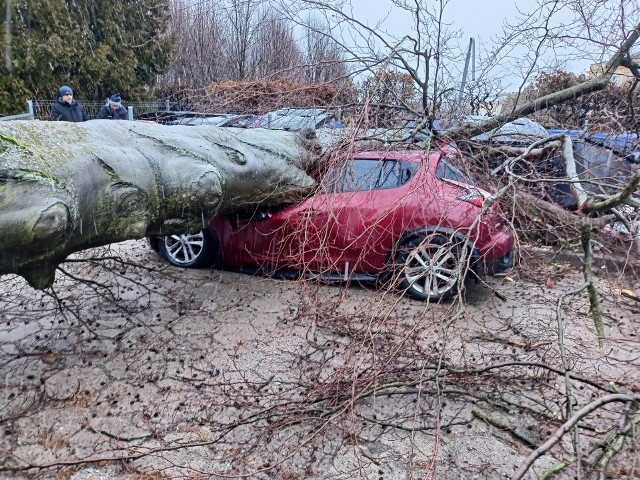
[213,205,304,270]
[295,158,420,276]
[216,157,420,275]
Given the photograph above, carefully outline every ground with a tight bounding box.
[0,240,639,479]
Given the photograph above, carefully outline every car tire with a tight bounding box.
[157,229,218,268]
[394,232,463,302]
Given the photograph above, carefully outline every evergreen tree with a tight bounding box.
[0,0,175,114]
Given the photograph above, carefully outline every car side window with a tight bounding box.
[331,159,418,193]
[436,158,475,185]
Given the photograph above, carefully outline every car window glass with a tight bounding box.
[328,159,418,193]
[436,158,474,185]
[401,161,419,184]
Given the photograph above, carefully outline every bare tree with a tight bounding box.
[279,0,470,126]
[300,14,350,84]
[250,12,303,80]
[162,0,350,98]
[166,0,230,87]
[223,0,268,80]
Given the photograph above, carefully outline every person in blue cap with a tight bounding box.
[51,86,88,122]
[97,94,128,120]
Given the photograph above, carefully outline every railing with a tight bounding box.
[31,100,164,121]
[0,100,176,122]
[0,101,35,121]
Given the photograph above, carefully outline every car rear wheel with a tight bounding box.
[158,229,217,268]
[395,232,463,302]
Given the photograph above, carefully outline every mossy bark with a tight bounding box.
[0,120,318,289]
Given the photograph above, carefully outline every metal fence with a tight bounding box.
[0,101,35,121]
[31,99,166,121]
[0,99,176,122]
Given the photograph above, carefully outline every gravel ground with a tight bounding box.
[1,240,639,479]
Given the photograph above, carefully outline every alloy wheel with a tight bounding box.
[162,232,205,266]
[402,235,460,300]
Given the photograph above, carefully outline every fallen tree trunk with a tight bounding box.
[0,120,319,289]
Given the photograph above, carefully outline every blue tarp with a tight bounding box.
[546,129,639,159]
[546,129,583,140]
[587,132,638,154]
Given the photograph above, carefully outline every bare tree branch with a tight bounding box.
[512,394,640,480]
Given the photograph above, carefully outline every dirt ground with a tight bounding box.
[1,240,639,479]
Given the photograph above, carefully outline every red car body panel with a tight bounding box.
[209,148,513,277]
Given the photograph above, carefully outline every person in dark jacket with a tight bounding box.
[97,94,128,120]
[51,86,88,122]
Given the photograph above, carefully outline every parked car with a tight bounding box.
[149,147,514,301]
[138,110,186,124]
[465,117,580,209]
[547,129,640,164]
[169,113,260,127]
[467,116,549,145]
[167,113,238,126]
[138,111,260,128]
[260,108,344,131]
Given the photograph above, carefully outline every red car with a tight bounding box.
[150,147,514,301]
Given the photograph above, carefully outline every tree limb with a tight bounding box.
[450,22,640,140]
[511,394,640,480]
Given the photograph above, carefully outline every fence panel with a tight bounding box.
[0,100,34,121]
[31,100,168,121]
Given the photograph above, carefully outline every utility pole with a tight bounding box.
[459,38,476,102]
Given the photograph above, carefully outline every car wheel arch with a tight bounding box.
[380,226,485,295]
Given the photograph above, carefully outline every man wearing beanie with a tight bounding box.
[51,86,88,122]
[97,94,128,120]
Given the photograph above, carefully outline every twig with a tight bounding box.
[596,405,640,480]
[561,133,605,347]
[492,134,566,175]
[474,332,552,351]
[471,409,538,449]
[580,218,604,346]
[556,284,588,477]
[511,394,640,480]
[446,361,622,393]
[621,289,640,302]
[539,459,574,480]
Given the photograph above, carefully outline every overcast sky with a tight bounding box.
[343,0,598,91]
[345,0,525,44]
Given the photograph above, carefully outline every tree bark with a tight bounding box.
[0,120,319,289]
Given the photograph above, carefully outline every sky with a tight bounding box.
[343,0,602,91]
[344,0,524,43]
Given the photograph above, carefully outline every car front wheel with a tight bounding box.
[395,232,463,302]
[157,229,217,268]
